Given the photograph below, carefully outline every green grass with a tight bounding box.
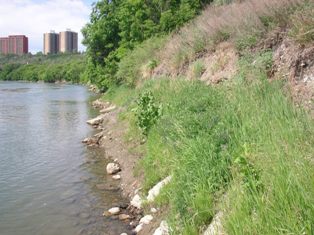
[192,60,205,79]
[116,36,166,87]
[103,48,314,234]
[98,2,314,233]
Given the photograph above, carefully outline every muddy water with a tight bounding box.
[0,81,131,235]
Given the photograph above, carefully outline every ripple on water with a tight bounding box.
[0,82,132,235]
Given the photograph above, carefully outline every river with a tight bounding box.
[0,81,130,235]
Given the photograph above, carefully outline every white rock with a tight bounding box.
[147,176,172,202]
[151,208,158,213]
[203,211,223,235]
[120,233,127,235]
[130,194,142,209]
[92,99,104,108]
[94,132,103,139]
[134,223,143,233]
[82,138,90,143]
[100,105,116,113]
[112,175,121,180]
[106,163,120,175]
[86,115,104,126]
[108,207,120,215]
[153,221,169,235]
[140,215,153,225]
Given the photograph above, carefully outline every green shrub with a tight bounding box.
[235,34,259,52]
[134,91,162,136]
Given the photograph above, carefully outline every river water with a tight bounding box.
[0,82,130,235]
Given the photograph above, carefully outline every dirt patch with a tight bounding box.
[94,108,143,198]
[199,42,238,84]
[273,38,314,115]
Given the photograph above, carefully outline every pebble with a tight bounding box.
[140,215,153,225]
[119,214,131,220]
[134,223,143,233]
[147,176,172,202]
[106,162,121,175]
[151,208,158,213]
[112,174,121,180]
[108,207,120,215]
[130,194,142,209]
[153,221,169,235]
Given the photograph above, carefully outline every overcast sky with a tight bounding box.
[0,0,94,53]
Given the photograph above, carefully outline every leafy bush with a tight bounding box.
[82,0,213,90]
[134,91,162,136]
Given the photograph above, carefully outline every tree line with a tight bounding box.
[82,0,213,91]
[0,54,87,83]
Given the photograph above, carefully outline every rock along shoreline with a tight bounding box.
[83,98,170,235]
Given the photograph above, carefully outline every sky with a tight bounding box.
[0,0,95,53]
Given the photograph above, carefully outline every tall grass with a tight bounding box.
[104,79,314,234]
[105,49,314,234]
[101,1,314,234]
[156,0,306,74]
[116,36,166,87]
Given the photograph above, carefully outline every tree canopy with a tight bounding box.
[82,0,212,90]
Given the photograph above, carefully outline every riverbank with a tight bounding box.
[84,99,168,235]
[84,71,314,235]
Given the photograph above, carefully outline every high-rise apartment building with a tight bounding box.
[59,30,78,53]
[43,32,59,55]
[0,37,9,54]
[0,35,28,55]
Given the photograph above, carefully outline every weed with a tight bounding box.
[235,34,259,52]
[134,91,162,136]
[192,60,205,79]
[289,2,314,44]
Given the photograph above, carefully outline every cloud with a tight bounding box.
[0,0,91,53]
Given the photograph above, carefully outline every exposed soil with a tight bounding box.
[85,101,165,234]
[97,108,143,198]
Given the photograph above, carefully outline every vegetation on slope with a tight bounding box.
[82,0,214,90]
[0,53,87,83]
[103,51,314,235]
[97,0,314,234]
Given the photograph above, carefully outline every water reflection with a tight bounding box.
[0,82,131,235]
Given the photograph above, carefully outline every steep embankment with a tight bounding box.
[92,0,313,234]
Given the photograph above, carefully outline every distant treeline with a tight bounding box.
[0,53,87,83]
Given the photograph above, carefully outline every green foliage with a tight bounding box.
[82,0,213,90]
[212,0,233,6]
[106,49,314,233]
[134,91,162,136]
[0,54,86,83]
[147,59,158,70]
[117,36,166,86]
[235,34,259,52]
[192,59,205,79]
